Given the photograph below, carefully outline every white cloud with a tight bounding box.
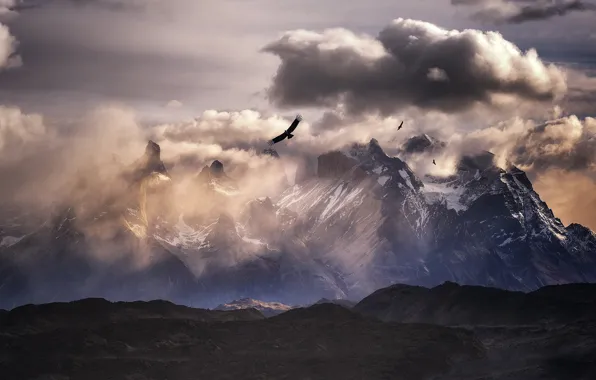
[0,21,21,70]
[165,100,183,109]
[0,105,45,159]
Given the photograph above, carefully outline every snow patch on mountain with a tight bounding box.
[0,235,26,248]
[214,298,293,317]
[421,179,466,212]
[320,184,364,222]
[399,169,415,190]
[154,215,211,249]
[378,176,390,186]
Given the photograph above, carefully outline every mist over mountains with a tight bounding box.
[1,133,595,310]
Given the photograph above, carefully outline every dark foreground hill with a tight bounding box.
[354,281,596,325]
[0,299,483,380]
[354,282,596,379]
[1,283,595,380]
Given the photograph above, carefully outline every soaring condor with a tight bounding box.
[268,115,302,146]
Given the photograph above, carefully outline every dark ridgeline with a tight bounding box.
[1,282,595,380]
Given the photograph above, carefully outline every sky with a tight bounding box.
[0,0,596,228]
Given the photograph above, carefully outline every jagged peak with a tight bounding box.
[145,140,161,159]
[242,196,276,218]
[127,140,169,183]
[343,138,388,160]
[567,223,596,238]
[398,134,446,155]
[210,160,224,177]
[254,196,274,208]
[196,160,238,190]
[317,151,359,179]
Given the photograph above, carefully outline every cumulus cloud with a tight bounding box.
[0,18,21,69]
[1,94,596,229]
[459,115,596,173]
[452,0,596,24]
[165,99,183,109]
[0,105,45,159]
[154,108,417,161]
[263,18,567,116]
[0,105,301,219]
[0,104,146,208]
[562,66,596,116]
[398,113,595,176]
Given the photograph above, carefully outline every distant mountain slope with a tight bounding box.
[353,281,596,326]
[214,298,293,317]
[274,139,596,298]
[314,298,357,309]
[1,298,264,332]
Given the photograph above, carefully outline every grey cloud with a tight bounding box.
[10,0,156,12]
[563,67,596,116]
[452,0,596,24]
[263,18,567,116]
[0,0,292,119]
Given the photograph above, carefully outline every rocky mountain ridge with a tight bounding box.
[1,137,595,309]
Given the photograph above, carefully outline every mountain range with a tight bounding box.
[1,135,595,309]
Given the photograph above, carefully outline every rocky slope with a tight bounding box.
[270,138,596,301]
[353,281,596,325]
[352,282,596,380]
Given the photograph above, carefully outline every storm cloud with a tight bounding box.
[452,0,596,24]
[263,18,567,116]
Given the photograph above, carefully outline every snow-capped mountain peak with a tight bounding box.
[214,298,293,317]
[2,136,596,310]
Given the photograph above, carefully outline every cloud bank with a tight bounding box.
[452,0,596,24]
[0,11,594,230]
[263,18,567,116]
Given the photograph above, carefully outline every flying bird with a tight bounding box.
[268,115,302,146]
[397,121,403,130]
[432,159,436,166]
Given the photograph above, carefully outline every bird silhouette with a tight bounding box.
[397,121,403,131]
[432,159,436,166]
[268,115,302,146]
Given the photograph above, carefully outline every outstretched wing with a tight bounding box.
[268,132,287,145]
[398,121,403,130]
[286,114,302,134]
